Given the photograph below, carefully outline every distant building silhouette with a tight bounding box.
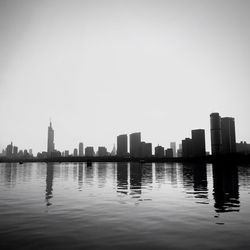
[97,146,108,156]
[130,132,141,157]
[64,150,69,157]
[79,142,84,156]
[177,144,182,157]
[182,138,192,158]
[170,142,176,157]
[210,113,222,155]
[117,134,128,157]
[165,148,173,158]
[13,146,18,157]
[236,141,250,155]
[73,148,78,156]
[47,121,55,156]
[155,145,164,157]
[6,142,13,158]
[210,113,236,155]
[85,147,95,156]
[221,117,236,154]
[191,129,206,157]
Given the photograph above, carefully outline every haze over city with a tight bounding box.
[0,0,250,154]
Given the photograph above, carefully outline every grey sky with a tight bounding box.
[0,0,250,154]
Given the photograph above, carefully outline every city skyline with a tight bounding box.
[0,0,250,154]
[1,111,250,158]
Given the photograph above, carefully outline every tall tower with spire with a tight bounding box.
[47,120,55,156]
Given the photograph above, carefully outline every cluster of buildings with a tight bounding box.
[0,142,33,159]
[1,112,250,160]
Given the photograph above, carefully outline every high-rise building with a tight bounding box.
[6,142,13,158]
[47,121,55,156]
[155,145,165,157]
[13,146,18,157]
[182,138,192,158]
[117,134,128,156]
[130,132,141,157]
[170,142,176,157]
[79,142,84,156]
[145,143,152,157]
[97,146,108,156]
[165,148,173,158]
[85,147,95,156]
[65,150,69,157]
[73,148,78,156]
[210,113,222,155]
[191,129,206,157]
[221,117,236,154]
[29,149,33,156]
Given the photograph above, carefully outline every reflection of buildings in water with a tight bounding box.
[2,163,17,187]
[238,166,250,188]
[97,163,107,188]
[73,163,78,182]
[182,163,208,200]
[155,163,166,184]
[85,165,94,185]
[165,163,177,186]
[117,162,128,195]
[182,164,194,191]
[129,163,142,198]
[45,163,54,206]
[213,164,239,213]
[193,163,208,200]
[78,163,83,190]
[141,163,153,188]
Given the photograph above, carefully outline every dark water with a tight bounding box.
[1,162,250,250]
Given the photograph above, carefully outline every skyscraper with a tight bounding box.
[182,138,193,158]
[47,121,55,156]
[79,142,84,156]
[155,145,165,157]
[130,132,141,157]
[170,142,176,157]
[73,148,78,156]
[6,142,13,158]
[117,134,128,156]
[221,117,236,154]
[210,113,222,155]
[191,129,206,157]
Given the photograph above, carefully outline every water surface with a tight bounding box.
[1,162,250,249]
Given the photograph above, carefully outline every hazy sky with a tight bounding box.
[0,0,250,154]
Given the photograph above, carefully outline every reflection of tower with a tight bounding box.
[78,163,83,190]
[45,163,54,206]
[193,163,208,199]
[141,163,153,187]
[129,163,142,197]
[117,163,128,194]
[47,121,55,156]
[212,164,239,213]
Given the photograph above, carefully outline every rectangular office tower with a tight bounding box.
[182,138,193,158]
[130,132,141,157]
[221,117,236,154]
[155,145,165,157]
[79,142,84,156]
[170,142,176,157]
[191,129,206,157]
[210,113,222,155]
[117,134,128,157]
